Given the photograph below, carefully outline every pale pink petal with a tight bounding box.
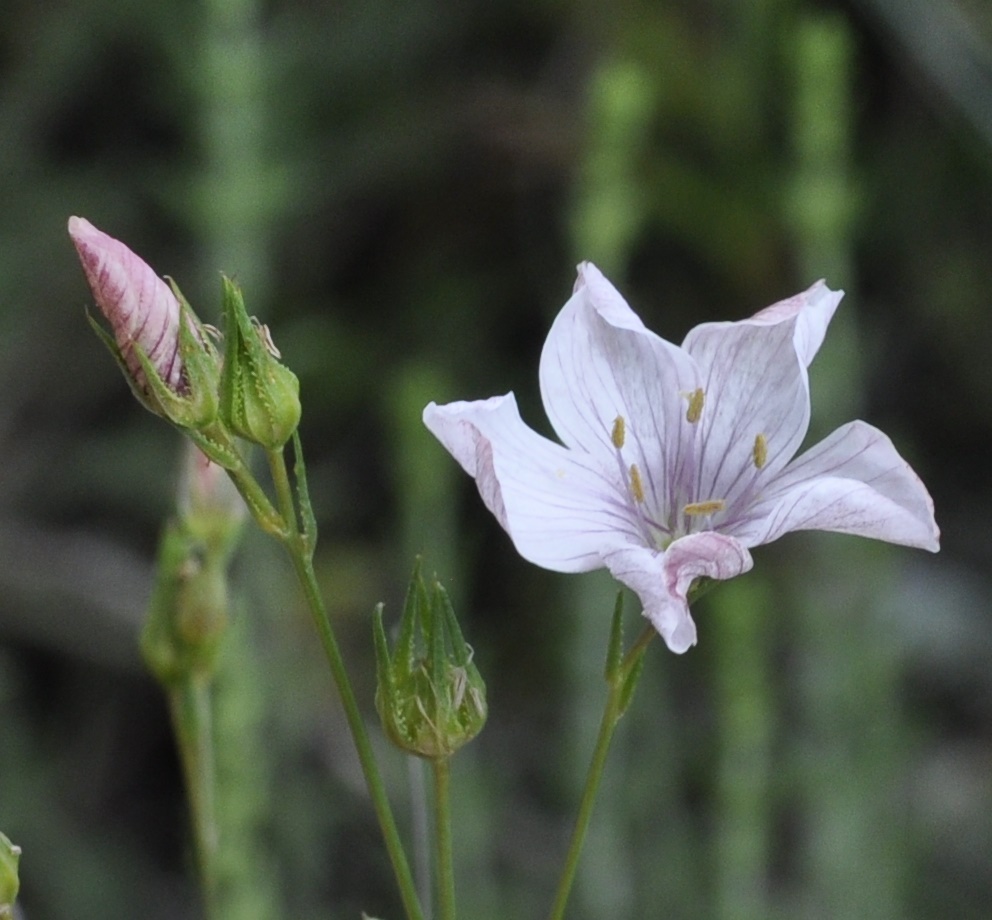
[727,420,940,551]
[423,395,638,573]
[539,262,700,516]
[739,280,842,367]
[681,282,843,508]
[69,216,184,391]
[603,533,753,653]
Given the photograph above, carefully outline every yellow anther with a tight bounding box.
[683,499,725,516]
[685,388,705,423]
[629,464,645,504]
[753,433,768,469]
[611,415,626,449]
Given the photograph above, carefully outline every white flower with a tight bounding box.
[423,263,939,653]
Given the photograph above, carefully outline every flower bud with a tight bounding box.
[0,831,20,917]
[373,564,487,760]
[178,443,246,551]
[69,216,222,428]
[218,277,301,450]
[141,518,232,683]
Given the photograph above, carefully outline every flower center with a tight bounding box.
[612,395,769,551]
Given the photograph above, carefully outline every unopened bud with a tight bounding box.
[178,443,246,551]
[0,831,20,917]
[69,216,222,428]
[218,277,301,450]
[373,563,487,760]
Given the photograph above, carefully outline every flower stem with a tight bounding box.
[265,448,424,920]
[548,622,654,920]
[167,674,219,918]
[432,757,456,920]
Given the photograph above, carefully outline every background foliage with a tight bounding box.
[1,0,990,917]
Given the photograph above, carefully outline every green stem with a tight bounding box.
[432,758,456,920]
[548,624,654,920]
[266,448,298,534]
[266,448,424,920]
[167,674,219,919]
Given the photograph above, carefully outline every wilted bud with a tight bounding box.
[69,216,221,427]
[0,831,20,917]
[218,277,301,450]
[373,564,487,760]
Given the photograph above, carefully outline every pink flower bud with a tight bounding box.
[68,216,184,392]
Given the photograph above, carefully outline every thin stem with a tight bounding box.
[547,681,622,920]
[267,448,424,920]
[167,674,219,919]
[548,622,655,920]
[266,447,297,534]
[432,758,456,920]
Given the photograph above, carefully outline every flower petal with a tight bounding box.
[539,263,700,515]
[603,533,753,653]
[423,394,640,572]
[741,280,841,368]
[682,282,843,507]
[727,420,940,551]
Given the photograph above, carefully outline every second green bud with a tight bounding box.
[219,277,301,450]
[373,563,487,760]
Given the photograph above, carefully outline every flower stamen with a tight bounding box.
[753,433,768,469]
[683,499,725,516]
[629,463,646,504]
[611,415,626,449]
[685,388,705,423]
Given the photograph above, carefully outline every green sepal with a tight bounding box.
[0,830,20,916]
[219,276,301,450]
[185,423,245,472]
[374,562,487,760]
[372,603,395,699]
[86,308,159,413]
[604,591,624,682]
[291,431,318,557]
[617,651,646,718]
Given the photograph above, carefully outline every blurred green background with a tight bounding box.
[1,0,989,917]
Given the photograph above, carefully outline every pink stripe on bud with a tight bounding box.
[68,216,185,392]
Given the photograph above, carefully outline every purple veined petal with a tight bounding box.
[603,532,753,652]
[681,282,844,509]
[726,420,940,551]
[69,216,184,392]
[539,262,701,518]
[423,394,642,573]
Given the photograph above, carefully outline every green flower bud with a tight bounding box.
[141,520,232,684]
[374,563,487,760]
[219,277,301,450]
[0,831,21,917]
